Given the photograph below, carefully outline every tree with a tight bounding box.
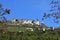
[42,0,60,23]
[0,4,10,25]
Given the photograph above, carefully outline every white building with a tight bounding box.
[35,19,40,25]
[11,18,41,26]
[43,27,46,31]
[52,27,54,30]
[22,20,33,25]
[11,18,18,24]
[11,18,16,23]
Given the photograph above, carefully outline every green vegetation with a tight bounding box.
[0,25,60,40]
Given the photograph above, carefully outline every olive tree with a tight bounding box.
[42,0,60,23]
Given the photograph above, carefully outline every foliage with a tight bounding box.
[42,0,60,23]
[0,4,10,24]
[0,27,60,40]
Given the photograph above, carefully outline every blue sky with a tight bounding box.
[0,0,60,27]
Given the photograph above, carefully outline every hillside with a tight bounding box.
[0,24,60,40]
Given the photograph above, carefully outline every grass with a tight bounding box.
[7,27,26,32]
[0,24,32,32]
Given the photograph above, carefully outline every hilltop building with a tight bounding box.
[22,20,33,25]
[6,18,55,31]
[10,18,40,26]
[34,19,40,25]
